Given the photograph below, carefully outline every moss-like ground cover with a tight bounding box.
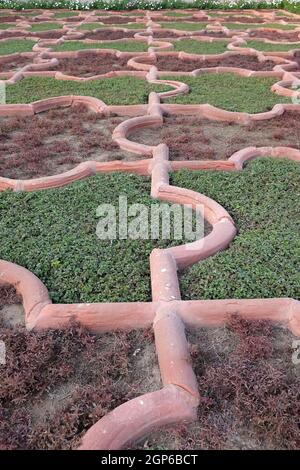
[173,158,300,300]
[164,73,290,113]
[6,76,171,105]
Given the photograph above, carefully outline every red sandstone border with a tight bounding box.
[1,8,300,450]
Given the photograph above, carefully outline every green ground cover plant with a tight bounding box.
[0,173,192,303]
[223,22,298,30]
[6,76,171,105]
[160,21,208,30]
[243,39,300,51]
[53,40,149,52]
[172,158,300,300]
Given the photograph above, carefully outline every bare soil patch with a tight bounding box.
[135,317,300,450]
[0,321,160,450]
[0,105,136,179]
[130,112,300,160]
[0,55,33,73]
[83,29,134,40]
[49,51,133,77]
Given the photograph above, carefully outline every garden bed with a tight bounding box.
[248,29,300,41]
[172,39,229,55]
[162,73,289,113]
[130,112,300,161]
[0,39,35,55]
[219,15,265,23]
[243,39,300,52]
[98,16,140,25]
[0,284,23,328]
[0,319,160,450]
[5,76,170,105]
[173,158,299,300]
[137,316,300,450]
[0,173,206,304]
[0,105,134,180]
[83,29,134,40]
[145,54,278,72]
[0,54,33,72]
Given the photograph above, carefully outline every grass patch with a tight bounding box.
[53,40,148,52]
[160,22,207,31]
[172,158,300,300]
[164,73,290,113]
[243,39,300,51]
[6,75,171,105]
[30,22,63,32]
[224,22,298,30]
[0,39,35,55]
[173,38,229,54]
[0,173,187,303]
[78,22,146,30]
